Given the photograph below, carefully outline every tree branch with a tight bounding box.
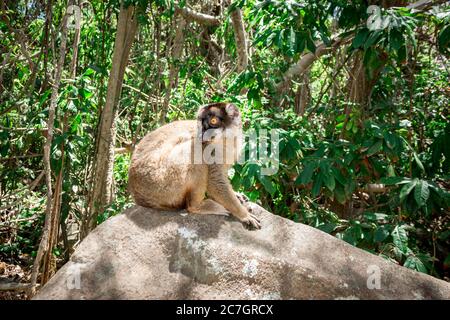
[275,35,353,93]
[160,11,186,124]
[406,0,448,10]
[0,170,44,211]
[0,283,32,291]
[29,1,70,296]
[175,7,221,26]
[230,7,248,72]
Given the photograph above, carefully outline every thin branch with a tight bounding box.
[0,153,43,162]
[0,215,39,226]
[0,171,44,211]
[115,147,131,154]
[306,51,353,118]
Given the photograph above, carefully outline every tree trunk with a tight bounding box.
[230,7,248,72]
[42,5,81,280]
[29,2,70,295]
[160,13,186,124]
[347,52,371,106]
[343,50,387,131]
[294,72,310,116]
[70,24,80,79]
[84,4,138,237]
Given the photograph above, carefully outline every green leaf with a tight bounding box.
[323,172,336,192]
[364,30,381,49]
[83,67,96,77]
[258,175,275,195]
[389,29,404,52]
[437,24,450,55]
[364,212,388,222]
[336,114,346,122]
[244,163,259,178]
[387,164,395,176]
[38,89,51,108]
[242,163,258,189]
[79,88,93,99]
[265,31,276,46]
[70,114,82,133]
[306,35,316,53]
[289,27,296,55]
[343,227,358,246]
[363,47,384,79]
[374,225,390,242]
[276,29,284,49]
[413,152,425,172]
[392,225,409,254]
[367,139,383,156]
[296,161,315,185]
[287,136,301,152]
[383,132,397,149]
[414,180,429,207]
[444,254,450,267]
[296,36,306,53]
[331,167,347,185]
[352,28,369,49]
[311,172,323,197]
[334,184,346,204]
[404,256,427,274]
[66,101,77,112]
[317,223,337,234]
[380,176,411,185]
[346,120,353,131]
[398,45,407,61]
[399,179,417,203]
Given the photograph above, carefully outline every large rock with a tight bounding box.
[34,203,450,300]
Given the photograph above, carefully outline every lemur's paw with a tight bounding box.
[241,213,261,230]
[236,192,249,204]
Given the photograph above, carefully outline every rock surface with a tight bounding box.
[34,203,450,300]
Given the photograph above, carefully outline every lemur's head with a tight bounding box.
[197,102,242,142]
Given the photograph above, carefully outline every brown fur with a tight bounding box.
[128,103,261,229]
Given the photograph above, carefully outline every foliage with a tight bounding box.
[0,0,449,282]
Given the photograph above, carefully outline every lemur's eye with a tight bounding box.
[210,116,219,125]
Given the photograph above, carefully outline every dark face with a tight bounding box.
[198,103,233,133]
[202,106,226,131]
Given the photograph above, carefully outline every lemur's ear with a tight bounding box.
[196,104,209,121]
[225,103,240,119]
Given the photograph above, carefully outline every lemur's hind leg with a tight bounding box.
[189,199,230,216]
[185,184,229,216]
